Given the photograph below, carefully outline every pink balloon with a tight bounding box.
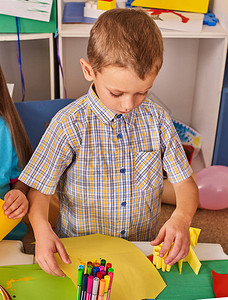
[196,165,228,210]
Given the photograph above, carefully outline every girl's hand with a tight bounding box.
[3,189,29,219]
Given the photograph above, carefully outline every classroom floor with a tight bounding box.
[23,204,228,255]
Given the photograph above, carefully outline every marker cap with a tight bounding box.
[99,265,105,272]
[87,275,94,293]
[98,279,106,296]
[108,267,114,273]
[104,275,110,293]
[93,266,100,277]
[108,272,114,288]
[82,274,88,290]
[78,268,84,285]
[96,272,103,280]
[92,277,99,295]
[100,259,106,266]
[86,264,93,275]
[106,263,112,273]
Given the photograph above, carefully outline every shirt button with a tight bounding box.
[117,133,123,139]
[121,201,127,207]
[117,114,122,119]
[120,168,126,174]
[121,230,125,235]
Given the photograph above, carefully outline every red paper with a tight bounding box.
[212,270,228,297]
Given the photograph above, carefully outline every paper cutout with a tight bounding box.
[152,227,202,275]
[212,270,228,297]
[55,234,166,300]
[0,199,22,241]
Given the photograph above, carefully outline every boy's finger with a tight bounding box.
[150,228,165,246]
[56,242,71,265]
[159,234,175,258]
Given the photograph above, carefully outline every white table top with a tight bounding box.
[0,240,227,267]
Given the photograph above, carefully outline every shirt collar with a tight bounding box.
[87,83,137,127]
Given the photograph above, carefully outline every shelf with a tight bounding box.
[0,33,53,42]
[59,21,227,38]
[0,33,55,100]
[57,0,228,168]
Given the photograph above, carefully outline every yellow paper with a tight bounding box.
[153,244,171,272]
[152,227,202,274]
[131,0,209,14]
[55,234,166,300]
[185,246,202,275]
[0,199,22,241]
[189,227,201,247]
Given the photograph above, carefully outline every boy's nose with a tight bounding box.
[123,97,135,112]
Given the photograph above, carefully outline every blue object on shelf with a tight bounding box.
[203,11,218,26]
[126,0,134,7]
[212,58,228,166]
[62,2,96,24]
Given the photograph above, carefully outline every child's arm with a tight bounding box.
[28,188,71,277]
[3,180,29,219]
[151,176,198,266]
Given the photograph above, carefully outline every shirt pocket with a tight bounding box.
[135,151,163,190]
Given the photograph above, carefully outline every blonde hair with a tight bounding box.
[0,66,33,169]
[87,8,163,79]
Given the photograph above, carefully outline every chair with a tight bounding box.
[15,99,75,150]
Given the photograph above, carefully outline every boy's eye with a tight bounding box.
[138,91,148,96]
[110,92,123,98]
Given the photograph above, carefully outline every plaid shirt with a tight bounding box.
[19,84,192,241]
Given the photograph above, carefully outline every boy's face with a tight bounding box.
[80,59,157,114]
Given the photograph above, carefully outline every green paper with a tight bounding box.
[156,260,228,300]
[0,0,56,33]
[0,264,76,300]
[0,260,228,299]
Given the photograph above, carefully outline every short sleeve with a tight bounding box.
[19,115,74,194]
[159,111,193,183]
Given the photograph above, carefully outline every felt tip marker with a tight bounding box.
[100,259,106,267]
[103,275,110,300]
[85,275,93,300]
[97,279,106,300]
[86,264,93,275]
[105,263,112,274]
[93,266,100,277]
[91,277,99,300]
[96,271,103,280]
[76,267,84,300]
[106,272,114,300]
[81,274,88,300]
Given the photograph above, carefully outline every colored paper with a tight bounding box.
[144,8,204,33]
[131,0,209,14]
[0,0,53,22]
[0,264,76,300]
[152,227,202,274]
[54,234,166,300]
[157,260,228,299]
[0,199,22,242]
[212,270,228,298]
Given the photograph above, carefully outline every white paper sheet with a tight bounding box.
[0,0,53,22]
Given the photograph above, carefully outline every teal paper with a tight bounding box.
[0,0,56,33]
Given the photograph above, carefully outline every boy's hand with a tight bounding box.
[35,222,71,277]
[150,211,190,266]
[3,189,29,219]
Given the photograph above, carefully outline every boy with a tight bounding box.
[19,8,198,277]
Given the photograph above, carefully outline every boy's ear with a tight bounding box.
[80,58,95,81]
